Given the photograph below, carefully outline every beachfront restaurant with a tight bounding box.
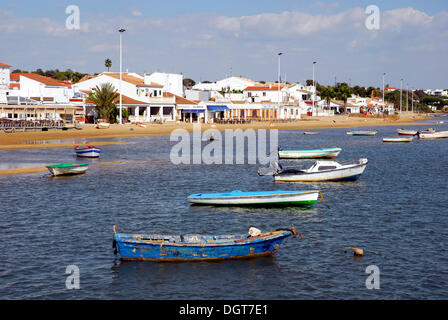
[0,104,84,129]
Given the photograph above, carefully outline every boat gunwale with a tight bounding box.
[276,161,368,177]
[114,230,292,247]
[187,190,319,199]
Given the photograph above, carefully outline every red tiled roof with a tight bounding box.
[9,83,20,88]
[85,91,149,105]
[58,81,72,88]
[104,73,163,88]
[10,73,20,81]
[18,73,65,87]
[244,85,285,91]
[163,92,197,105]
[0,62,12,67]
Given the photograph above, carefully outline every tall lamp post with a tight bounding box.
[277,53,283,117]
[400,79,403,114]
[312,61,317,116]
[406,83,409,112]
[119,28,126,125]
[382,73,385,113]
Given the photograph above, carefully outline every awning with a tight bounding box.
[182,109,205,113]
[207,105,229,111]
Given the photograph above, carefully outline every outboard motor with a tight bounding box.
[258,161,283,176]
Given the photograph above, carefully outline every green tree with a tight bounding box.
[320,87,335,110]
[335,83,351,114]
[87,83,119,123]
[105,59,112,72]
[183,78,196,88]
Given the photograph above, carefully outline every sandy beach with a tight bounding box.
[0,113,433,151]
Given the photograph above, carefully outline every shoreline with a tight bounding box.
[0,113,437,151]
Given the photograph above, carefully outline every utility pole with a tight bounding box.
[277,53,283,118]
[119,28,126,125]
[312,61,317,116]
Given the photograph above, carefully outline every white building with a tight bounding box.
[0,62,11,103]
[243,84,288,104]
[193,76,260,92]
[6,73,73,104]
[144,72,183,97]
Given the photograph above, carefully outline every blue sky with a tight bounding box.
[1,0,447,89]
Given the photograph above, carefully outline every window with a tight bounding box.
[263,92,266,96]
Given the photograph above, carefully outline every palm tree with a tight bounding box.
[336,84,351,114]
[87,83,119,123]
[320,87,335,110]
[105,58,112,72]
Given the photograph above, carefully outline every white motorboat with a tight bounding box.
[259,158,368,182]
[418,130,448,139]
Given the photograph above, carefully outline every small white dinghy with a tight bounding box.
[187,190,319,207]
[96,121,110,129]
[418,130,448,139]
[346,130,378,136]
[278,147,342,159]
[46,163,89,176]
[136,122,147,128]
[383,137,413,143]
[259,159,368,182]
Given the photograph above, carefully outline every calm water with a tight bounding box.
[1,120,448,299]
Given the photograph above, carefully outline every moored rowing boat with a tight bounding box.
[383,137,413,143]
[187,190,319,206]
[278,147,341,159]
[46,163,88,176]
[112,225,297,261]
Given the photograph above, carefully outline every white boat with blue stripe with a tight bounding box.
[259,158,368,182]
[278,147,341,159]
[74,145,101,158]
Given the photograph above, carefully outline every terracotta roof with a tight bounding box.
[163,92,197,105]
[85,91,149,105]
[18,73,66,87]
[10,73,20,81]
[58,81,72,88]
[244,85,285,91]
[0,62,12,67]
[9,83,20,88]
[103,73,163,88]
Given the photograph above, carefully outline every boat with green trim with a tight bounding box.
[346,130,378,136]
[187,190,319,207]
[46,163,89,176]
[278,147,341,159]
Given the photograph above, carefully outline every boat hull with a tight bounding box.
[397,129,417,136]
[187,190,319,206]
[74,146,101,158]
[383,137,413,143]
[46,164,88,176]
[418,131,448,139]
[113,230,293,262]
[275,163,367,182]
[278,148,341,159]
[347,131,377,136]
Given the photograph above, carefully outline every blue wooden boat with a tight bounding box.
[112,225,297,262]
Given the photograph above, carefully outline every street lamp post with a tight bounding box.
[119,28,126,125]
[277,53,283,117]
[382,73,385,113]
[400,79,403,114]
[312,61,317,116]
[406,83,409,112]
